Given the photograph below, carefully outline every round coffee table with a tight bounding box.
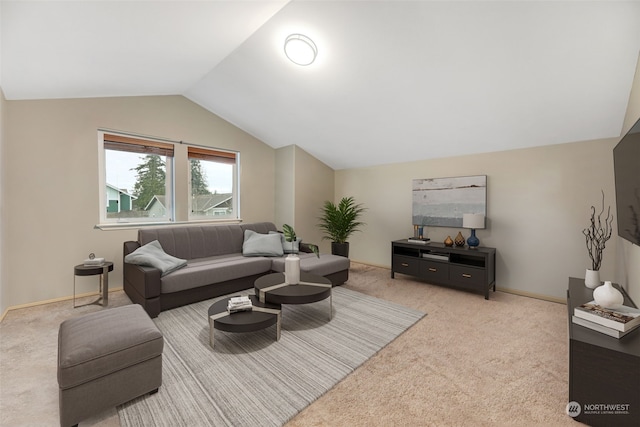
[254,272,333,320]
[207,295,281,349]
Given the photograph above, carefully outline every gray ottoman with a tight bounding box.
[57,304,163,427]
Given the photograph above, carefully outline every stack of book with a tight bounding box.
[83,257,105,266]
[407,237,430,244]
[572,301,640,338]
[227,296,252,313]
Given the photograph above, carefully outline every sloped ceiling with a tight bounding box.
[2,1,640,170]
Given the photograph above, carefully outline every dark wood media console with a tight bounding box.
[567,277,640,426]
[391,240,496,299]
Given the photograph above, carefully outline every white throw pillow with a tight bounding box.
[269,231,302,253]
[242,230,284,257]
[124,240,187,276]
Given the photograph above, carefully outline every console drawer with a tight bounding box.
[420,261,449,283]
[392,255,420,276]
[449,265,485,289]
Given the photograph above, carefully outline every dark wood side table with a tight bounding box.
[73,262,113,308]
[208,295,281,349]
[567,277,640,426]
[255,272,333,320]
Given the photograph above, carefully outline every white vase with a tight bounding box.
[285,254,300,285]
[584,269,600,289]
[593,281,624,309]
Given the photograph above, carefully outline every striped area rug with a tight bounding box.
[118,287,425,427]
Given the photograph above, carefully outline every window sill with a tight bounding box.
[95,219,243,231]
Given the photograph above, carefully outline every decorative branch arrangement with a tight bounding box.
[582,191,614,271]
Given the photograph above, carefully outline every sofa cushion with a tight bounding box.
[242,230,284,257]
[269,231,302,253]
[271,253,351,277]
[124,240,187,276]
[57,304,163,390]
[138,224,245,260]
[160,254,273,294]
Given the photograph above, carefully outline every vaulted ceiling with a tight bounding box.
[2,1,639,170]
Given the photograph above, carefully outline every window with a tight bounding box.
[98,131,239,226]
[100,133,174,223]
[188,147,238,220]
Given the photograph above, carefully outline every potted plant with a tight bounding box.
[582,191,613,288]
[318,196,366,257]
[282,224,318,285]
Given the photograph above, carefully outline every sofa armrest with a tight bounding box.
[123,241,162,316]
[299,242,314,253]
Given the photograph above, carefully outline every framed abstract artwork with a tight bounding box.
[412,175,487,227]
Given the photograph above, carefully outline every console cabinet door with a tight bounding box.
[419,261,449,283]
[449,265,485,289]
[392,255,421,276]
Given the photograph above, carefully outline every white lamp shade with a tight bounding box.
[284,34,317,66]
[463,213,485,229]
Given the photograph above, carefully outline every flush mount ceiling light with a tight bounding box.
[284,34,317,66]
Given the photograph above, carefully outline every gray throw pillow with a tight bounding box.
[124,240,187,276]
[243,230,284,257]
[269,231,302,253]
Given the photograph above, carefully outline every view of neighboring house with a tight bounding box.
[145,193,233,218]
[105,183,136,214]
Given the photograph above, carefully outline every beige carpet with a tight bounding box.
[0,262,581,426]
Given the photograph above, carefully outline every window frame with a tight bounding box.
[97,130,240,228]
[187,146,239,221]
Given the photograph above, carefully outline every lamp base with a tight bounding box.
[467,229,480,248]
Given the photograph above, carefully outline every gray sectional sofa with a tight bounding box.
[123,222,350,317]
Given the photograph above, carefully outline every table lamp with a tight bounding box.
[463,213,485,248]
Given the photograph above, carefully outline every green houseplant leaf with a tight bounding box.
[282,224,319,258]
[318,196,366,244]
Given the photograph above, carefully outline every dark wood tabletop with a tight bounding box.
[254,272,332,305]
[208,295,280,333]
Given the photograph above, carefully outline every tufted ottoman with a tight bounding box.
[57,304,163,427]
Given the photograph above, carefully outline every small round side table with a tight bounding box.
[73,262,114,308]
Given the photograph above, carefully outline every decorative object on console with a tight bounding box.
[444,236,454,247]
[318,196,366,257]
[584,269,600,289]
[582,190,613,288]
[593,281,624,309]
[463,213,485,248]
[412,175,487,227]
[454,231,465,247]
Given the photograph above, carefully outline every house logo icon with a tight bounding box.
[566,401,581,417]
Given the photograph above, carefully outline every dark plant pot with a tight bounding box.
[331,242,350,258]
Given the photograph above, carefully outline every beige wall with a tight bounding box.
[293,146,334,253]
[275,145,295,228]
[275,145,334,253]
[336,138,618,301]
[3,95,275,309]
[0,88,6,314]
[1,85,637,311]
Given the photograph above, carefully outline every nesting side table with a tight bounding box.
[73,262,113,308]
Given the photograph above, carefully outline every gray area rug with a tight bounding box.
[117,286,425,427]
